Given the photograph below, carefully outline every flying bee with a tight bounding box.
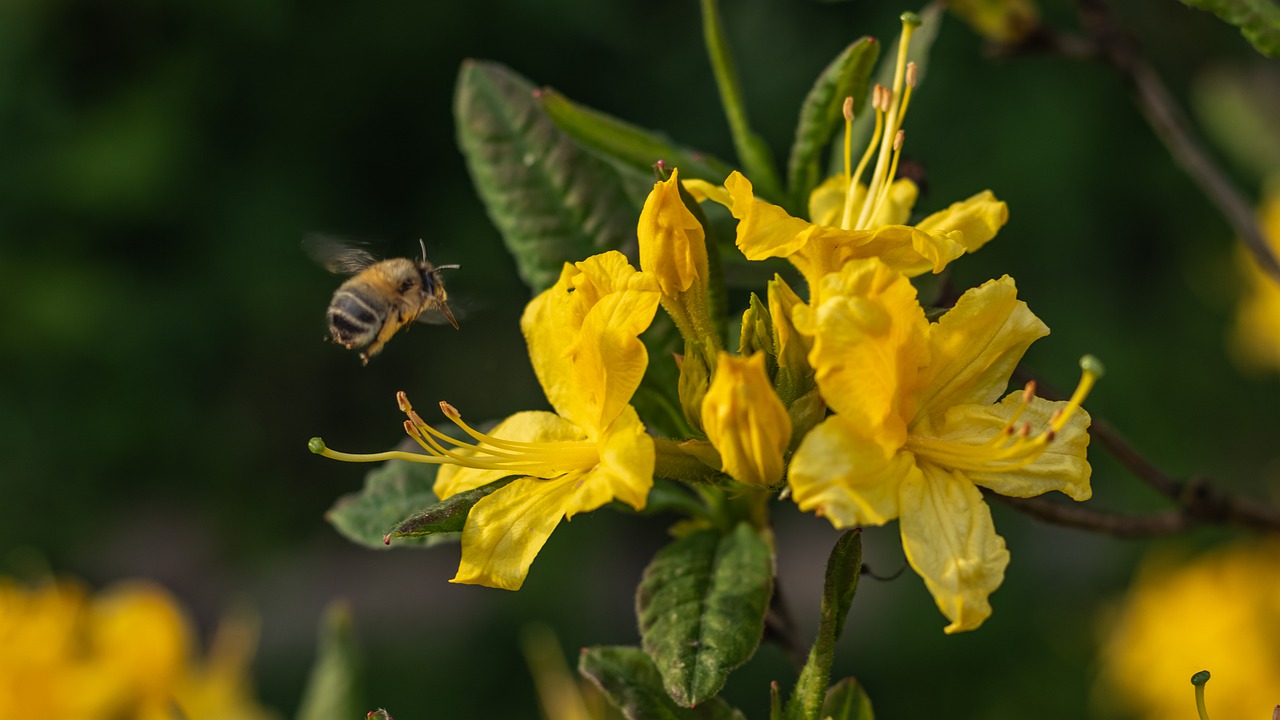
[305,235,459,365]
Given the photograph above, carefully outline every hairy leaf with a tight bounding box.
[326,459,453,549]
[787,37,880,208]
[821,677,875,720]
[539,89,736,184]
[455,60,639,292]
[580,646,747,720]
[637,522,773,707]
[1177,0,1280,56]
[390,476,515,539]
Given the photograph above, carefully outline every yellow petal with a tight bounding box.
[593,404,655,511]
[807,175,863,228]
[682,177,730,207]
[789,415,917,526]
[937,394,1092,501]
[701,352,791,486]
[824,224,967,277]
[638,168,708,297]
[914,275,1049,431]
[435,411,586,499]
[452,472,604,590]
[452,444,646,591]
[915,190,1008,254]
[523,252,660,432]
[724,171,814,261]
[899,465,1009,634]
[798,258,929,452]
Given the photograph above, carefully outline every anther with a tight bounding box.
[1050,408,1063,424]
[1022,381,1037,404]
[402,420,416,435]
[440,401,461,418]
[1044,429,1057,443]
[906,61,919,88]
[1018,423,1032,438]
[408,410,427,428]
[893,129,904,151]
[396,391,412,413]
[842,96,854,122]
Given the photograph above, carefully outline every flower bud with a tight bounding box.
[701,352,792,486]
[639,168,716,345]
[768,275,816,406]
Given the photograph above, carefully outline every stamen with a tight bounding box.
[905,356,1104,474]
[310,394,602,478]
[842,96,855,180]
[841,85,886,230]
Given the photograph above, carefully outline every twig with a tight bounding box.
[1000,0,1280,282]
[1077,0,1280,282]
[1007,370,1280,535]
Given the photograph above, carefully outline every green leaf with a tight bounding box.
[454,60,640,292]
[296,602,362,720]
[1177,0,1280,57]
[787,37,880,209]
[389,476,515,540]
[637,522,774,707]
[784,529,862,720]
[326,459,453,549]
[580,646,747,720]
[538,89,736,184]
[841,5,944,177]
[821,677,875,720]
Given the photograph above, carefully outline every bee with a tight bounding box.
[306,235,459,364]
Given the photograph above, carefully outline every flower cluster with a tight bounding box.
[312,13,1098,635]
[0,577,273,720]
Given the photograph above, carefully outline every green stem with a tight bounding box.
[698,0,783,201]
[653,437,722,484]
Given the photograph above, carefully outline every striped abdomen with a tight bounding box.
[327,282,391,350]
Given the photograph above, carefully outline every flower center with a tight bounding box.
[308,392,600,479]
[904,356,1104,474]
[839,12,921,232]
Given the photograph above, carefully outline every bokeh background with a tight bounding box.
[3,0,1278,716]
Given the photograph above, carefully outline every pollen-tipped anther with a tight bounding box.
[440,401,461,418]
[396,391,412,413]
[893,129,905,151]
[1022,381,1036,404]
[842,96,854,121]
[906,61,919,88]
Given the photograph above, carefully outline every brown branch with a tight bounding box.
[1001,0,1280,283]
[1008,369,1280,535]
[987,491,1192,537]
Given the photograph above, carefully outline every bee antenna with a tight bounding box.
[436,264,461,271]
[418,238,427,263]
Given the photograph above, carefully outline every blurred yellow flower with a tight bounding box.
[788,258,1096,633]
[947,0,1040,44]
[0,576,273,720]
[1230,180,1280,373]
[1099,542,1280,719]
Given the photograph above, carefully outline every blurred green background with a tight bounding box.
[2,0,1277,716]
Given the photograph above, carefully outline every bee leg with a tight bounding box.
[440,301,460,330]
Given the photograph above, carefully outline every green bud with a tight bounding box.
[678,342,716,435]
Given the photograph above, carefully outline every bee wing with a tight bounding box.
[303,233,380,275]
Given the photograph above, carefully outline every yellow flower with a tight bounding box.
[1099,542,1280,719]
[687,18,1007,295]
[701,352,792,486]
[316,251,661,590]
[638,167,712,338]
[788,258,1097,633]
[1230,179,1280,373]
[0,577,273,720]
